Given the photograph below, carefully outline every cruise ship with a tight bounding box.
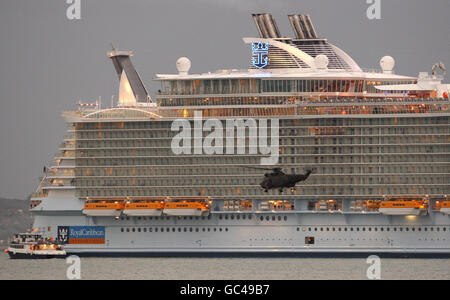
[27,13,450,257]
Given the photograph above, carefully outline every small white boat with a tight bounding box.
[6,233,66,259]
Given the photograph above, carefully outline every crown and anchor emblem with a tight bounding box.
[251,42,269,69]
[58,227,69,243]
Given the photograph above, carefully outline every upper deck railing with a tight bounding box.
[63,97,449,120]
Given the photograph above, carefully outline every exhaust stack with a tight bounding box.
[252,13,281,38]
[288,14,318,39]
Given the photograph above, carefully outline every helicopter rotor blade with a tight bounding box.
[239,165,282,171]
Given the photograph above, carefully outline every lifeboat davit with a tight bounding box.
[82,200,124,217]
[439,201,450,215]
[379,200,428,216]
[123,201,164,216]
[163,201,210,216]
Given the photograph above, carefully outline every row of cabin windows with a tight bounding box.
[74,116,447,131]
[297,226,449,232]
[120,227,229,233]
[119,215,211,221]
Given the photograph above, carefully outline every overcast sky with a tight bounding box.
[0,0,449,199]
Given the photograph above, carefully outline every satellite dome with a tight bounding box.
[176,57,191,75]
[380,56,395,74]
[315,55,329,69]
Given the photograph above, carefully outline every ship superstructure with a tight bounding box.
[27,13,449,257]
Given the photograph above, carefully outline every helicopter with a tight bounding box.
[242,166,315,193]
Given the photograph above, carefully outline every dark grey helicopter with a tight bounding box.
[243,166,315,193]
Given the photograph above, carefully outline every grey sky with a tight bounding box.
[0,0,448,199]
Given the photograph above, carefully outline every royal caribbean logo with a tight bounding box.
[57,226,105,244]
[251,42,269,69]
[58,226,69,244]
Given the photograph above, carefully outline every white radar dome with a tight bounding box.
[380,56,395,74]
[176,57,191,75]
[314,55,329,69]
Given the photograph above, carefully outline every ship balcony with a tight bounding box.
[41,185,75,190]
[41,178,76,189]
[59,142,75,150]
[54,152,75,159]
[30,191,49,199]
[63,134,75,141]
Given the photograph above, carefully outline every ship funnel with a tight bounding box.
[288,14,318,39]
[252,13,281,38]
[107,45,151,104]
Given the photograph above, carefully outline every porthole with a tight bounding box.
[120,228,124,232]
[284,216,288,221]
[266,216,270,221]
[260,216,264,221]
[132,228,135,232]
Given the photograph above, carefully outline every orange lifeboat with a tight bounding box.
[123,200,164,216]
[439,201,450,215]
[82,200,125,217]
[163,201,210,216]
[379,200,428,216]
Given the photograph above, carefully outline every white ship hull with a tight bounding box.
[30,211,450,257]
